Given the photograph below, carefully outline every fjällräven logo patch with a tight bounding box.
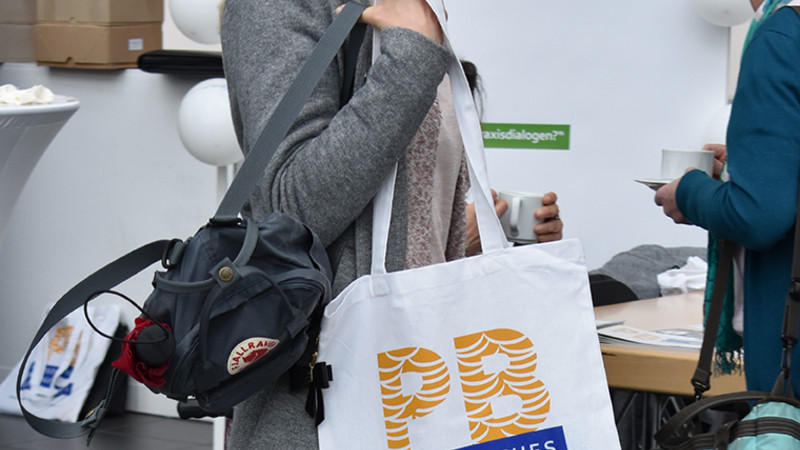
[227,337,279,375]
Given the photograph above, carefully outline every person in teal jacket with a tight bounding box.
[655,0,800,392]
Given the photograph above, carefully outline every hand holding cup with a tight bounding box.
[498,190,545,244]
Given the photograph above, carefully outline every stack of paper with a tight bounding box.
[597,324,703,350]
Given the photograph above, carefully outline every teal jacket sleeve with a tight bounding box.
[676,8,800,252]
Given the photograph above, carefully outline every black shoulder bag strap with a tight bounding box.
[691,237,736,399]
[16,2,366,441]
[777,160,800,397]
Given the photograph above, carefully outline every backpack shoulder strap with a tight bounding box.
[17,240,171,441]
[214,2,367,220]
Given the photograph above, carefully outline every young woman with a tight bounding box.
[221,0,562,447]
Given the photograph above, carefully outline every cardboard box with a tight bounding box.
[0,0,37,24]
[37,0,163,24]
[0,24,35,62]
[35,23,162,69]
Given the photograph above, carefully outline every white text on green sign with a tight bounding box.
[481,123,570,150]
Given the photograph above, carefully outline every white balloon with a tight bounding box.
[704,103,732,145]
[169,0,224,45]
[177,79,243,166]
[691,0,755,27]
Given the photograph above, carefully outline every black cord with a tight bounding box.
[82,290,171,345]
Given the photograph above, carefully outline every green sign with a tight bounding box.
[481,123,570,150]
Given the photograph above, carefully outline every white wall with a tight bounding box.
[0,0,735,416]
[446,1,730,271]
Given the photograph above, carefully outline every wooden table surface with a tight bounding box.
[594,292,746,396]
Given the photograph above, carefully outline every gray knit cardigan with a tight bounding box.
[222,0,454,296]
[221,0,453,447]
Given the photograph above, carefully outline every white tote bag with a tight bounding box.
[317,2,618,449]
[317,237,619,450]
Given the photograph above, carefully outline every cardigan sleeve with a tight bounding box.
[221,0,453,246]
[676,8,800,252]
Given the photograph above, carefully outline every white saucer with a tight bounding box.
[634,178,674,191]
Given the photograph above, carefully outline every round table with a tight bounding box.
[0,95,80,242]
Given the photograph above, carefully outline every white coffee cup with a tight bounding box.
[660,148,714,180]
[498,190,544,243]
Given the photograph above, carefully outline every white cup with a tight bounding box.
[660,148,714,180]
[498,190,544,244]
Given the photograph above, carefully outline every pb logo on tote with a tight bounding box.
[377,328,565,450]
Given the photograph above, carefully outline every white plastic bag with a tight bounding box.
[657,256,708,296]
[0,304,119,421]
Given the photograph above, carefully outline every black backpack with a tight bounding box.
[16,2,366,441]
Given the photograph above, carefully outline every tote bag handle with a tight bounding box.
[371,0,509,275]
